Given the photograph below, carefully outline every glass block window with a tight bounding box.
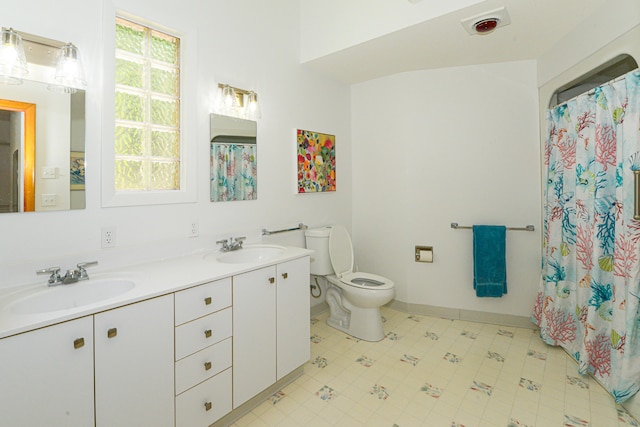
[114,17,181,191]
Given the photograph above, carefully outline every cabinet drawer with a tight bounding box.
[176,307,232,360]
[175,337,232,395]
[175,277,231,326]
[176,368,232,427]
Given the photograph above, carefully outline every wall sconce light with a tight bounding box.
[53,43,86,92]
[0,28,29,84]
[216,83,261,120]
[0,27,86,93]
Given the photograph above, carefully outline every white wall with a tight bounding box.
[0,0,352,288]
[351,60,541,318]
[299,0,482,63]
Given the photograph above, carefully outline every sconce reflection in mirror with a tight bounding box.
[214,83,261,120]
[0,29,86,213]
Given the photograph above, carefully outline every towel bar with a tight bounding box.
[262,223,308,236]
[451,222,534,232]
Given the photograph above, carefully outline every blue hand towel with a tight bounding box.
[472,225,507,298]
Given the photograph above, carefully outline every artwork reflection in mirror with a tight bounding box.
[210,114,257,202]
[0,80,85,212]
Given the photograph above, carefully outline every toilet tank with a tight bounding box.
[305,227,334,275]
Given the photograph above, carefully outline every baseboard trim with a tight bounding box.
[311,301,329,317]
[386,300,536,329]
[211,366,304,427]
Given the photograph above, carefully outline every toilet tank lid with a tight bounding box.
[305,226,332,237]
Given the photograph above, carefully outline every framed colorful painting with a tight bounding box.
[297,129,335,193]
[70,151,85,190]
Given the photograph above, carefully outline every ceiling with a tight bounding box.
[301,0,609,84]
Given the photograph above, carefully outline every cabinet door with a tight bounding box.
[95,295,174,427]
[0,317,94,427]
[233,266,276,408]
[277,256,311,379]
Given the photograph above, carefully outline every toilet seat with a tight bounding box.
[328,225,394,290]
[339,272,394,290]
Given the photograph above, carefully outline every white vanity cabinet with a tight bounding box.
[233,256,310,408]
[0,316,94,427]
[174,278,233,427]
[95,294,175,427]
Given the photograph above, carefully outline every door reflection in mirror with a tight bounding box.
[0,80,85,213]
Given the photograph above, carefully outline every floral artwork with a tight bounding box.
[70,151,85,190]
[210,143,257,201]
[297,129,335,193]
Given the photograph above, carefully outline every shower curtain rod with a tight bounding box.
[450,222,535,231]
[553,69,637,109]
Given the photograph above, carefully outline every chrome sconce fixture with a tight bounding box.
[52,42,86,92]
[0,28,29,84]
[216,83,261,120]
[0,27,86,92]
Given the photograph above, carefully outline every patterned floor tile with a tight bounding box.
[230,307,635,427]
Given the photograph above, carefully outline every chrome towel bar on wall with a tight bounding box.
[450,222,535,232]
[262,223,308,236]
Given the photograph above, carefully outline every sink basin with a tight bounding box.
[211,245,286,264]
[10,278,136,315]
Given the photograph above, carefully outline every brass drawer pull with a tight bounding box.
[204,402,212,411]
[269,277,275,284]
[204,297,212,305]
[204,329,212,338]
[282,272,288,279]
[107,328,117,339]
[73,337,85,349]
[204,361,212,371]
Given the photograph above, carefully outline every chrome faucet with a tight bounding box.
[216,236,246,252]
[37,261,98,286]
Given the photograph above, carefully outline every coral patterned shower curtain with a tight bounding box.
[534,69,640,402]
[210,144,257,201]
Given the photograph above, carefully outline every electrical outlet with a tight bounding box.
[41,194,57,206]
[102,226,116,248]
[190,220,199,238]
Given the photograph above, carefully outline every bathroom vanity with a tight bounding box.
[0,245,311,427]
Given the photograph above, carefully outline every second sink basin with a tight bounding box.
[10,278,136,315]
[208,244,286,264]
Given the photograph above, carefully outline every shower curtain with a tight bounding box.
[210,143,257,201]
[534,69,640,402]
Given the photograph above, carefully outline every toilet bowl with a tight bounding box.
[305,225,395,341]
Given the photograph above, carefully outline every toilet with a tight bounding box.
[305,225,395,342]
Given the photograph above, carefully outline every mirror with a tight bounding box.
[0,79,85,213]
[210,114,257,202]
[0,80,86,213]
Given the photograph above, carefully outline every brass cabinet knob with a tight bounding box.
[268,277,275,284]
[204,297,212,305]
[204,329,212,338]
[204,402,212,411]
[107,328,117,339]
[73,337,85,349]
[282,272,288,279]
[204,361,212,371]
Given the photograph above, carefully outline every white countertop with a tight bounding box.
[0,245,312,339]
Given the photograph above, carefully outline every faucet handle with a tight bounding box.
[216,238,230,251]
[36,266,62,285]
[77,261,98,280]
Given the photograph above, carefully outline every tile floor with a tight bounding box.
[231,307,639,427]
